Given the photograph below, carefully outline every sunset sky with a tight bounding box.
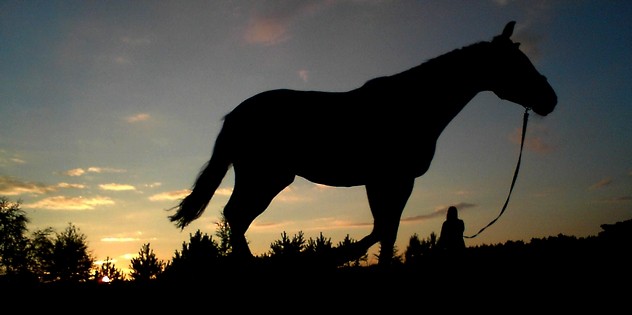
[1,1,631,271]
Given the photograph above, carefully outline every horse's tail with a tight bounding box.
[169,126,232,229]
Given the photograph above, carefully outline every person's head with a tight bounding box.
[447,206,458,220]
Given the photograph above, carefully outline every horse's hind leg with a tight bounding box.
[223,166,294,261]
[365,178,414,265]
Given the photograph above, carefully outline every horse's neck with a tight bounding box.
[402,42,493,131]
[410,42,491,94]
[353,42,494,137]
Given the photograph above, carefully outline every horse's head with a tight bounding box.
[488,21,557,116]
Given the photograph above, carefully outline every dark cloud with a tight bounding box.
[0,176,56,196]
[402,202,477,222]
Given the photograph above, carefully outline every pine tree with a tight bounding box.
[0,197,30,276]
[47,223,94,283]
[94,256,124,283]
[129,243,166,282]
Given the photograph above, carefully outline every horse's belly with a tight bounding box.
[293,147,434,187]
[295,163,368,187]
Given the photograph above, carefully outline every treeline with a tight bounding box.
[1,196,630,288]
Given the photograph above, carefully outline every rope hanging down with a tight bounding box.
[464,107,530,239]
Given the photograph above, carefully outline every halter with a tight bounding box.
[464,106,530,239]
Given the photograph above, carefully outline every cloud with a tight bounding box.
[63,167,126,177]
[125,113,151,123]
[602,196,631,203]
[157,186,299,203]
[99,183,136,191]
[492,0,513,5]
[250,217,373,232]
[94,258,119,266]
[149,189,191,201]
[24,196,114,210]
[0,176,57,196]
[298,69,309,82]
[401,211,443,223]
[11,158,26,164]
[249,220,294,232]
[64,168,86,177]
[514,30,542,61]
[508,2,555,63]
[243,1,331,46]
[312,183,332,190]
[114,55,131,65]
[88,167,125,173]
[329,220,372,229]
[524,136,553,153]
[454,190,472,196]
[306,218,373,231]
[0,150,26,166]
[120,253,138,261]
[0,176,90,196]
[589,178,612,190]
[401,202,476,223]
[244,17,290,45]
[509,125,553,153]
[215,187,233,196]
[57,182,87,189]
[101,237,141,242]
[275,186,311,203]
[120,36,151,46]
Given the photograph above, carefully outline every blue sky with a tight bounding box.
[1,1,631,270]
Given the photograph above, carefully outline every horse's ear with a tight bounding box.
[493,21,516,44]
[502,21,516,38]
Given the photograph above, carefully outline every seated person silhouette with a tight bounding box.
[437,206,466,255]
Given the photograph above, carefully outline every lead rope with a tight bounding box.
[464,107,530,239]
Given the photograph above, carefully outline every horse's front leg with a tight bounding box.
[366,177,414,266]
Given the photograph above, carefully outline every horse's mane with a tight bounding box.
[359,41,490,90]
[425,41,489,67]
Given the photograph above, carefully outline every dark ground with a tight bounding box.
[3,221,630,311]
[6,251,627,311]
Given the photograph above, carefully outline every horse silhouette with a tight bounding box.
[169,21,557,266]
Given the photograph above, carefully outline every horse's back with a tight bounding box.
[219,88,437,186]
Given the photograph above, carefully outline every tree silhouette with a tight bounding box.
[47,223,94,283]
[129,243,165,282]
[26,227,55,282]
[215,212,232,256]
[0,197,30,277]
[404,232,438,266]
[337,234,368,267]
[304,232,334,257]
[164,230,221,280]
[375,244,403,266]
[93,256,124,283]
[303,232,342,269]
[266,231,308,267]
[269,231,305,257]
[2,189,630,289]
